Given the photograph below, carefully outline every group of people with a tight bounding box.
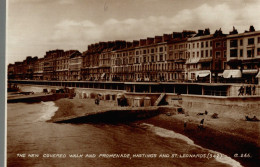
[238,85,256,96]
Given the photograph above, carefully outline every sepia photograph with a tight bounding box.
[5,0,260,166]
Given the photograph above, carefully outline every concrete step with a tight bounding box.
[154,93,166,106]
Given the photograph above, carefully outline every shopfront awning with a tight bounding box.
[242,69,258,74]
[223,70,242,78]
[196,70,211,78]
[101,73,106,78]
[185,59,199,64]
[198,73,210,77]
[218,73,223,77]
[256,71,260,78]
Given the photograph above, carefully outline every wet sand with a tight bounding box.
[142,114,259,167]
[51,98,260,167]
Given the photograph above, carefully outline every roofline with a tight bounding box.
[226,30,260,39]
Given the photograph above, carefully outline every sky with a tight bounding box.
[6,0,260,64]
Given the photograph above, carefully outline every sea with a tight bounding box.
[7,100,243,167]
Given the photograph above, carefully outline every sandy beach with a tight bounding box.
[51,98,259,167]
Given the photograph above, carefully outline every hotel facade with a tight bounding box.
[8,26,260,84]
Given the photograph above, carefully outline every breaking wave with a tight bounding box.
[141,123,243,167]
[37,101,58,122]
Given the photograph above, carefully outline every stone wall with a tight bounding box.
[17,84,260,119]
[177,94,260,119]
[228,84,260,96]
[74,88,125,100]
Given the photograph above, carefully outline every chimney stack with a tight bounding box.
[197,30,204,36]
[126,42,132,48]
[182,30,196,38]
[146,37,154,45]
[154,36,162,43]
[204,28,210,35]
[140,39,146,46]
[172,32,182,38]
[163,34,172,42]
[133,40,139,47]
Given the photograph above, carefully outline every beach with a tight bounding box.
[7,101,231,167]
[51,97,260,167]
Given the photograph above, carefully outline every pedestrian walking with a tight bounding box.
[184,120,187,130]
[95,95,100,105]
[238,86,244,96]
[252,85,256,95]
[198,119,204,130]
[245,86,250,95]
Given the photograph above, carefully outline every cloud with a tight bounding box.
[9,0,49,3]
[58,0,75,5]
[7,0,260,64]
[56,20,97,28]
[9,0,75,4]
[51,19,102,48]
[143,0,160,2]
[50,0,260,49]
[9,0,72,3]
